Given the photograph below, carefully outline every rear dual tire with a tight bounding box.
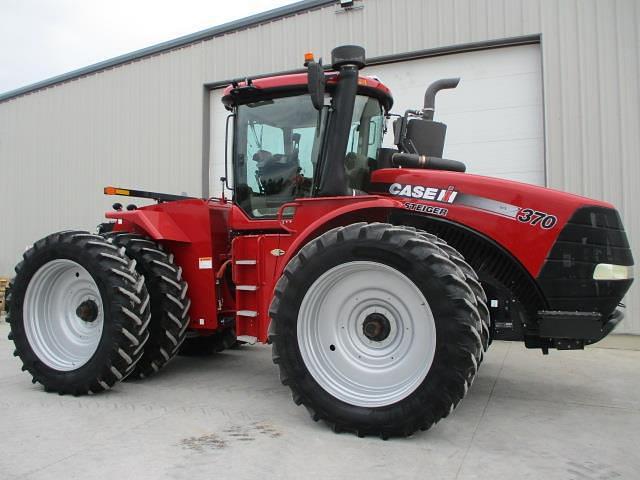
[103,233,191,378]
[269,223,487,438]
[6,231,151,394]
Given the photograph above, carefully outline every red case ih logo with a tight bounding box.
[388,183,458,203]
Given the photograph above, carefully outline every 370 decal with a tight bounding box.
[516,208,557,229]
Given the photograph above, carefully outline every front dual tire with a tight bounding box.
[269,223,487,438]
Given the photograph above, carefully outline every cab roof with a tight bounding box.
[221,72,393,111]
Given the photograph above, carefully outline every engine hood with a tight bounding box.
[369,168,614,277]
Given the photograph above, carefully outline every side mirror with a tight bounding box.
[307,59,325,110]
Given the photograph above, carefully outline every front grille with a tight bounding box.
[537,206,634,315]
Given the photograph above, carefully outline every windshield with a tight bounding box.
[234,94,384,217]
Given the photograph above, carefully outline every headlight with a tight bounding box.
[593,264,634,280]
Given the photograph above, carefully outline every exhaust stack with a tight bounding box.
[422,77,460,120]
[317,45,366,196]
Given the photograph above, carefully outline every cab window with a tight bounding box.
[234,95,326,217]
[344,96,385,191]
[233,93,383,216]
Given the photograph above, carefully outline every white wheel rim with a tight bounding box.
[297,261,436,407]
[23,259,104,371]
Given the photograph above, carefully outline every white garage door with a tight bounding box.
[209,44,544,196]
[367,44,544,185]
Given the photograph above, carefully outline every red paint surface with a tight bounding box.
[108,199,231,332]
[370,168,612,277]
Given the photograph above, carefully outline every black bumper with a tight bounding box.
[537,307,624,344]
[601,307,626,339]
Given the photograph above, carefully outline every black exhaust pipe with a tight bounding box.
[317,45,366,196]
[422,77,460,120]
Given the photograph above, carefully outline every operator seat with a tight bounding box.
[344,151,371,191]
[253,149,301,201]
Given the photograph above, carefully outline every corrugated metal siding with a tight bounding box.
[0,44,207,279]
[0,0,638,332]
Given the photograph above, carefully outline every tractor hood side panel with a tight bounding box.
[370,169,613,278]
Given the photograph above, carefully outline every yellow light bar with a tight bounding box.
[593,264,634,280]
[104,186,130,196]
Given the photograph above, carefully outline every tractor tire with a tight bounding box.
[6,231,150,394]
[103,232,191,378]
[269,222,486,438]
[402,226,491,352]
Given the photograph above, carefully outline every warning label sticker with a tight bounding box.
[198,257,213,270]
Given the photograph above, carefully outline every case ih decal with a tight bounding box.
[389,183,458,203]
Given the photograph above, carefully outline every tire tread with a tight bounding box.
[268,222,488,438]
[6,230,151,394]
[103,232,190,379]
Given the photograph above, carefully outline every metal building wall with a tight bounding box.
[0,0,638,332]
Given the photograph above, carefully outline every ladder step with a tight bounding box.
[236,285,258,291]
[237,310,258,317]
[235,259,257,265]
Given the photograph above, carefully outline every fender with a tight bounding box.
[106,210,190,242]
[106,199,221,330]
[274,196,403,277]
[105,199,213,243]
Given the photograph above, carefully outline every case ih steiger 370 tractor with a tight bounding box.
[5,46,634,438]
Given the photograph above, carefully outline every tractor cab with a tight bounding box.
[222,45,466,218]
[222,46,392,218]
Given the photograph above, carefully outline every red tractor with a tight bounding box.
[5,46,634,438]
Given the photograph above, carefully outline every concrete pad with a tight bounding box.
[591,333,640,351]
[0,321,639,479]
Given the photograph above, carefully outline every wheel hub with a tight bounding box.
[297,261,436,407]
[76,299,99,323]
[23,259,105,371]
[362,313,391,342]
